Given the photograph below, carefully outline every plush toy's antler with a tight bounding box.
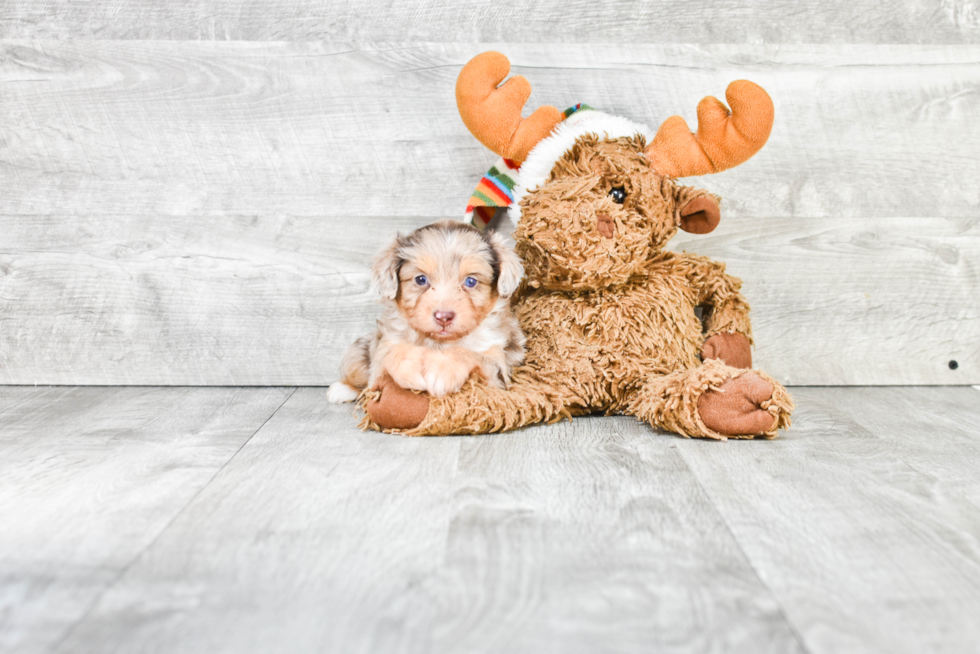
[456,51,564,164]
[647,80,774,178]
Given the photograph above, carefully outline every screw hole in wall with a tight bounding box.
[949,360,959,370]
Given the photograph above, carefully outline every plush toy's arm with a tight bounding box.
[679,254,754,368]
[678,254,752,338]
[361,371,576,436]
[701,271,752,340]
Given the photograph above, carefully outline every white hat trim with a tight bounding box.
[507,110,654,225]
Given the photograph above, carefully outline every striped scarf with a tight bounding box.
[466,104,593,230]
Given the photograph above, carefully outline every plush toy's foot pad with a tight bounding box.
[701,332,752,369]
[365,374,430,431]
[697,372,779,437]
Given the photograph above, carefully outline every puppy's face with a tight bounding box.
[372,221,523,341]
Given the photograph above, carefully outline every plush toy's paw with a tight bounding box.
[366,373,431,431]
[697,371,777,437]
[702,333,752,369]
[423,350,474,397]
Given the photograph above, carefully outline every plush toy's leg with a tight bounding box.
[362,372,573,436]
[625,359,793,440]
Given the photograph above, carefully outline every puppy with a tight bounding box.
[327,220,525,403]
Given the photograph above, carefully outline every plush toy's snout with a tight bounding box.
[596,214,615,239]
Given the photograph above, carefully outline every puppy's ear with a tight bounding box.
[487,231,524,298]
[370,236,403,299]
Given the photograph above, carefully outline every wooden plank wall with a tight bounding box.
[1,3,978,385]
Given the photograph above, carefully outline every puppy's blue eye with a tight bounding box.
[464,277,478,288]
[414,275,427,286]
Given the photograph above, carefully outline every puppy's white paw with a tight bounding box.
[423,352,472,397]
[326,382,360,404]
[387,350,428,392]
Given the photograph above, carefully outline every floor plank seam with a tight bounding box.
[46,387,298,652]
[671,445,814,654]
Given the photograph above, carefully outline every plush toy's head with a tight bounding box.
[512,133,705,291]
[457,52,774,292]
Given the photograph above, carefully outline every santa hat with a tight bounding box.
[457,51,774,232]
[465,104,654,231]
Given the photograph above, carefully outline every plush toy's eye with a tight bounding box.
[464,276,478,288]
[414,275,428,286]
[610,187,627,204]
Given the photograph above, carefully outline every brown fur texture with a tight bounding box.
[361,53,789,438]
[362,131,793,439]
[329,220,525,403]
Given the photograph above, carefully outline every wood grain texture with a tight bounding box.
[1,212,974,385]
[816,386,980,509]
[10,386,980,652]
[2,0,980,42]
[52,388,464,654]
[51,389,805,654]
[3,42,980,221]
[0,386,293,654]
[0,213,423,385]
[432,418,804,653]
[676,214,980,385]
[674,386,980,653]
[1,43,978,384]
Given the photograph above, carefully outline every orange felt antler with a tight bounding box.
[456,51,564,164]
[647,80,774,178]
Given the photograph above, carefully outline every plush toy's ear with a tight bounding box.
[370,237,404,299]
[487,231,524,298]
[675,188,722,235]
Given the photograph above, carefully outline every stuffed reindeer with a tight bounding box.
[362,51,793,440]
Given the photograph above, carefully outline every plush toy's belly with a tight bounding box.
[515,279,704,405]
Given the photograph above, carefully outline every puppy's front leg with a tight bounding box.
[381,343,429,392]
[422,348,479,397]
[475,345,510,389]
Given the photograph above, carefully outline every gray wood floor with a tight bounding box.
[2,386,979,653]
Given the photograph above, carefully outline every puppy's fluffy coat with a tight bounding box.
[327,220,525,403]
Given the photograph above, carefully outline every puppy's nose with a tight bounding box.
[434,310,456,327]
[596,214,615,239]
